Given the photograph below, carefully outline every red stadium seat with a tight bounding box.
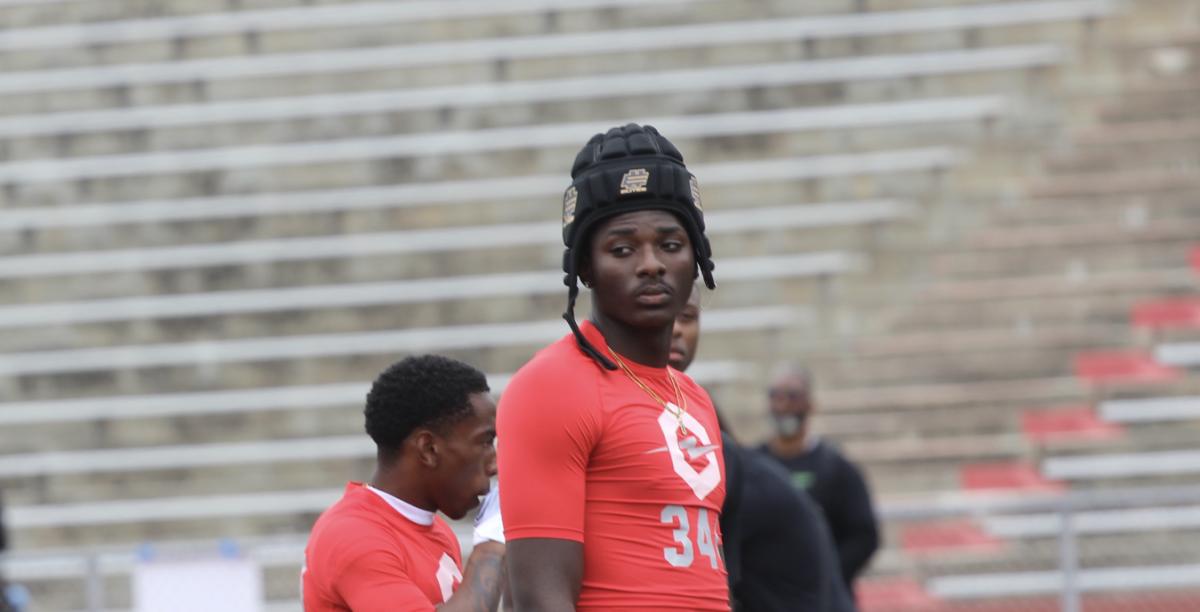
[1074,350,1180,384]
[1021,406,1123,443]
[900,519,1003,556]
[1132,298,1200,329]
[960,462,1064,492]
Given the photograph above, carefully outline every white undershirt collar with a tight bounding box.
[366,484,435,526]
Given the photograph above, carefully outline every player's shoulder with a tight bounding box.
[311,493,388,547]
[505,332,602,397]
[672,367,705,392]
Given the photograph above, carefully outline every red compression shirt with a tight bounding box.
[302,482,463,611]
[498,321,729,611]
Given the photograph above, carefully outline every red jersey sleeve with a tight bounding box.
[334,547,437,612]
[497,357,604,542]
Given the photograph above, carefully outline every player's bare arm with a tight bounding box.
[506,538,583,611]
[437,540,506,612]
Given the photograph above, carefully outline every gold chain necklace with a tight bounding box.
[607,346,689,435]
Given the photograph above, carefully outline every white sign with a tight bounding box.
[133,557,263,612]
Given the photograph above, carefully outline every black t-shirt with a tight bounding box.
[758,439,880,589]
[723,437,856,612]
[720,433,745,592]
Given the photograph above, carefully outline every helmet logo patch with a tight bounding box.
[689,175,703,211]
[562,186,578,227]
[619,168,650,195]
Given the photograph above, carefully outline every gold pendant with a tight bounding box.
[665,401,688,435]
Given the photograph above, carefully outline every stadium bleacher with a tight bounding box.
[1,0,1198,609]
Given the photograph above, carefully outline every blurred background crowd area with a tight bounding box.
[0,0,1198,610]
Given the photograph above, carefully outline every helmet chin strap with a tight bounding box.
[563,265,617,371]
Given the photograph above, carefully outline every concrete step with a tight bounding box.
[886,266,1199,333]
[1109,36,1200,84]
[892,287,1167,334]
[894,529,1200,579]
[1098,83,1200,124]
[817,373,1200,415]
[900,266,1197,307]
[1039,418,1200,457]
[929,219,1199,279]
[1027,167,1200,200]
[993,192,1200,227]
[1044,129,1200,174]
[810,324,1134,387]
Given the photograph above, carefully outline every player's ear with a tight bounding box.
[578,255,593,288]
[411,429,440,468]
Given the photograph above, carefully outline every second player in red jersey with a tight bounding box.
[303,355,508,612]
[499,124,729,610]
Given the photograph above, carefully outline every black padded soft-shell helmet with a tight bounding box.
[560,123,716,369]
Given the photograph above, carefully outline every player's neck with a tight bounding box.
[770,428,812,458]
[370,466,436,513]
[591,313,672,368]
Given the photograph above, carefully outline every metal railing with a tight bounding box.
[4,484,1200,611]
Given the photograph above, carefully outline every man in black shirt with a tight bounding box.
[670,291,855,612]
[759,365,879,596]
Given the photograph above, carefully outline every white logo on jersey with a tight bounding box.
[655,408,721,500]
[435,553,462,602]
[645,436,721,460]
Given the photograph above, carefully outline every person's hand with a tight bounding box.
[472,484,504,545]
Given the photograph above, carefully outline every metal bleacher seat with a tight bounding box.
[1101,394,1200,422]
[0,249,869,328]
[0,305,800,377]
[0,0,692,52]
[1156,341,1200,368]
[0,103,989,183]
[0,51,1042,142]
[0,193,907,276]
[0,149,934,232]
[0,1,1110,97]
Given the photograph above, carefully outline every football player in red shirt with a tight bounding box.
[303,355,507,611]
[498,124,728,611]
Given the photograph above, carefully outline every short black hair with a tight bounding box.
[364,354,490,458]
